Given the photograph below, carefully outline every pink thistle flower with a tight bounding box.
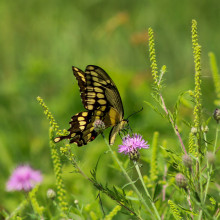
[6,165,43,192]
[118,134,149,160]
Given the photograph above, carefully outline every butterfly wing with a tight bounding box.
[54,65,126,146]
[73,65,124,117]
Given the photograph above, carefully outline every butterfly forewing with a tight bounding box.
[54,65,126,146]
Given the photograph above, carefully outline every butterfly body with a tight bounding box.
[54,65,127,146]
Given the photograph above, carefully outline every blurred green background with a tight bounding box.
[0,0,219,217]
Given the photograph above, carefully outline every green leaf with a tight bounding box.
[152,183,162,202]
[177,204,198,216]
[144,101,165,119]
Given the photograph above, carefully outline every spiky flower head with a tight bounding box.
[94,119,105,133]
[175,173,187,189]
[182,154,193,168]
[213,108,220,123]
[118,134,149,161]
[6,165,43,192]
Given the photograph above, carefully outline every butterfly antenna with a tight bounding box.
[126,107,143,120]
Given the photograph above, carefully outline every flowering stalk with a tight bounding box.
[148,27,187,155]
[191,20,203,220]
[49,127,68,215]
[102,134,156,218]
[168,200,182,220]
[37,96,62,136]
[29,185,44,218]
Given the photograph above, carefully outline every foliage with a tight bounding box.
[0,1,219,219]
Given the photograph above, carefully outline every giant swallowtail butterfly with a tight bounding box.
[54,65,128,146]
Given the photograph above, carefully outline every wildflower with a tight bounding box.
[6,165,43,192]
[182,154,193,168]
[118,134,149,161]
[175,173,187,189]
[94,119,105,133]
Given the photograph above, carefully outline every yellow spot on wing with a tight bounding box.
[71,133,76,137]
[79,121,86,125]
[93,82,102,87]
[87,92,96,98]
[94,87,103,93]
[87,99,95,104]
[91,71,98,76]
[98,99,107,105]
[97,93,105,98]
[96,111,102,116]
[82,112,88,116]
[78,117,84,121]
[80,125,85,130]
[78,72,86,82]
[87,105,93,110]
[87,66,95,70]
[87,133,92,139]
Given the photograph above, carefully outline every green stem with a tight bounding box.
[134,161,161,220]
[198,155,203,220]
[102,136,157,219]
[65,147,140,218]
[203,123,219,203]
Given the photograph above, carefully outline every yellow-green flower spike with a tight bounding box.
[49,127,68,214]
[168,200,182,220]
[192,20,199,49]
[191,20,202,148]
[36,96,62,136]
[148,28,159,86]
[104,205,122,220]
[29,185,44,218]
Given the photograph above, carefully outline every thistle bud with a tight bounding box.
[213,108,220,123]
[175,173,187,189]
[94,120,105,133]
[129,148,140,161]
[182,154,193,168]
[47,189,56,199]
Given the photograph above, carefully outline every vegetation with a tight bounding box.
[0,1,219,219]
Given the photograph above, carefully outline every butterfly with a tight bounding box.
[54,65,128,146]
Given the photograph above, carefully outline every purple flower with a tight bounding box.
[6,165,43,192]
[118,134,149,160]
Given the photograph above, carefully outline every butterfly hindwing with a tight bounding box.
[54,65,127,146]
